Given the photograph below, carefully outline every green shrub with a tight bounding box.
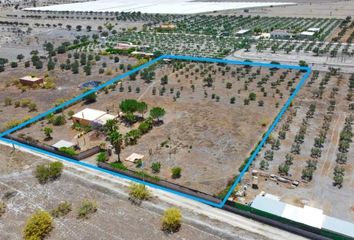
[0,201,6,217]
[20,99,32,108]
[171,167,182,179]
[72,122,92,133]
[161,208,182,233]
[135,171,160,182]
[96,151,108,163]
[50,115,66,126]
[151,162,161,173]
[23,210,53,240]
[51,201,72,218]
[58,147,77,156]
[35,161,64,184]
[77,199,97,219]
[124,129,141,145]
[249,92,256,101]
[128,183,151,204]
[110,162,128,171]
[135,159,142,168]
[138,121,152,134]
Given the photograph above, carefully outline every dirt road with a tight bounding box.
[0,140,307,240]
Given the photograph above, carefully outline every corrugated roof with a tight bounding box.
[93,113,117,125]
[52,140,75,149]
[251,195,285,216]
[322,216,354,238]
[251,194,354,238]
[251,195,324,228]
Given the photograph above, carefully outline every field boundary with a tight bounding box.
[0,54,312,208]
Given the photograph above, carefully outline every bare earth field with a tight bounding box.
[0,146,220,240]
[0,143,297,240]
[13,60,304,196]
[0,144,234,240]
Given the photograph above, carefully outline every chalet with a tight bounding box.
[72,108,117,127]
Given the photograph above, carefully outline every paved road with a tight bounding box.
[228,50,354,73]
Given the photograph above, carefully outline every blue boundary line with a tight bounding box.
[0,55,311,208]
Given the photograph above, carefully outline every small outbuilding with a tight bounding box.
[299,31,315,39]
[236,29,251,36]
[159,23,176,30]
[125,153,144,163]
[52,140,77,150]
[20,76,44,86]
[270,30,292,39]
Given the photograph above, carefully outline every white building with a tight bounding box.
[300,31,315,38]
[251,193,354,239]
[72,108,117,126]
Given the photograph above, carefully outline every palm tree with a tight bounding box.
[103,119,118,135]
[108,130,123,162]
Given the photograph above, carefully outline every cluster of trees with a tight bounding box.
[59,51,102,75]
[310,114,333,160]
[47,113,66,126]
[29,51,44,70]
[332,16,353,43]
[291,105,315,156]
[302,160,318,182]
[333,165,345,188]
[348,73,354,104]
[333,115,353,187]
[278,154,294,176]
[103,99,166,163]
[119,99,148,124]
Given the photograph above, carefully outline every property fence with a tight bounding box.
[5,135,101,160]
[97,162,221,204]
[99,161,350,239]
[223,202,350,240]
